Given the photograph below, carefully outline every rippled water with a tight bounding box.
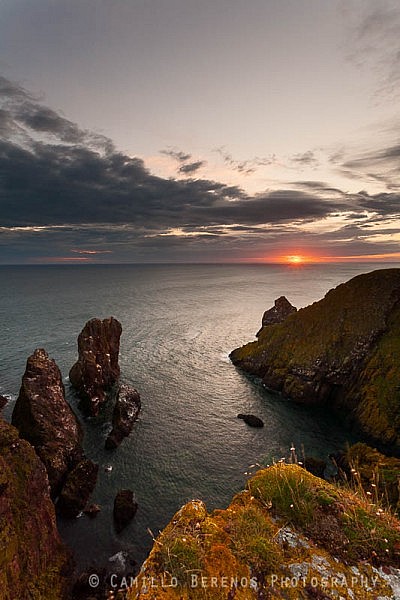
[0,262,393,569]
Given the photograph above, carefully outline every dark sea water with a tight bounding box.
[1,262,397,570]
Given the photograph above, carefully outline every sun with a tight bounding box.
[286,255,304,264]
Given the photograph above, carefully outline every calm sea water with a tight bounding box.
[1,262,396,570]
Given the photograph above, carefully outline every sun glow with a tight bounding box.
[286,255,304,264]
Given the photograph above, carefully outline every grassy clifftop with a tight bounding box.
[230,268,400,453]
[126,463,400,599]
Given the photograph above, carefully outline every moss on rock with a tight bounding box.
[126,464,400,599]
[0,418,72,599]
[230,269,400,452]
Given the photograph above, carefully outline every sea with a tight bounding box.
[1,262,396,571]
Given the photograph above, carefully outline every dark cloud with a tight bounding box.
[160,147,206,177]
[357,191,400,215]
[215,146,275,175]
[16,103,86,143]
[332,140,400,192]
[289,151,319,168]
[1,74,400,263]
[342,144,400,170]
[178,160,206,175]
[0,75,112,151]
[290,181,345,195]
[160,148,192,162]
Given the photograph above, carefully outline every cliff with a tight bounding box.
[230,268,400,453]
[0,418,72,599]
[126,463,400,599]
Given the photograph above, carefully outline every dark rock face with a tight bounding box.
[105,384,141,449]
[0,418,73,599]
[256,296,297,336]
[57,459,99,518]
[303,456,327,478]
[69,317,122,416]
[231,269,400,453]
[114,489,138,533]
[331,443,400,513]
[237,413,264,428]
[0,394,7,410]
[12,348,84,496]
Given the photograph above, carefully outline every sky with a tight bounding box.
[0,0,400,264]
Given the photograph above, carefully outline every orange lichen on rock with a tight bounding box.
[126,464,400,599]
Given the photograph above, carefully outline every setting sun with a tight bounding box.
[286,255,304,264]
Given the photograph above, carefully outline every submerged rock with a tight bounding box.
[237,413,264,428]
[113,489,138,533]
[0,418,72,599]
[57,458,99,518]
[12,348,84,496]
[0,394,7,410]
[231,269,400,453]
[69,317,122,416]
[105,383,141,449]
[83,503,101,518]
[256,295,297,336]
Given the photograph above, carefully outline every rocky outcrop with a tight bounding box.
[57,458,99,518]
[230,269,400,454]
[256,295,297,336]
[114,489,138,533]
[69,317,122,416]
[237,413,264,428]
[105,384,141,449]
[127,463,400,599]
[0,418,72,599]
[12,348,84,497]
[0,394,7,410]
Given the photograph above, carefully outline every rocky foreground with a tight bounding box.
[127,463,400,599]
[0,418,72,599]
[230,268,400,454]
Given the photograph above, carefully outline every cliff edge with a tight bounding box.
[127,463,400,599]
[230,268,400,453]
[0,418,72,600]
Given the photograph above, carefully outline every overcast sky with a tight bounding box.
[1,0,400,263]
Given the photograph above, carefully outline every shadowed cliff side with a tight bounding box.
[230,269,400,454]
[0,418,72,600]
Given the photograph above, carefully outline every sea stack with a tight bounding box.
[69,317,122,416]
[12,348,84,497]
[256,295,297,336]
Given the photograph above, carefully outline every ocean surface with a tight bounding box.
[1,262,396,570]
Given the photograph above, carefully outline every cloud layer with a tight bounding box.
[1,75,400,263]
